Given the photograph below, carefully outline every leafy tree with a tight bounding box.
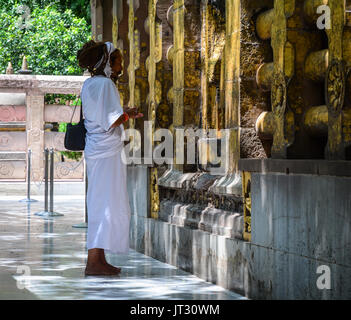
[0,2,91,161]
[57,0,91,23]
[0,5,91,74]
[0,0,90,22]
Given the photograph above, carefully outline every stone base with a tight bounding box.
[159,200,244,239]
[158,168,242,196]
[129,212,351,299]
[0,181,85,196]
[128,162,351,299]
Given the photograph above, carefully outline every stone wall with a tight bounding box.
[0,75,87,181]
[128,162,351,299]
[95,0,351,299]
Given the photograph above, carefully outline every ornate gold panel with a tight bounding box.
[325,0,347,159]
[270,0,295,159]
[242,171,251,242]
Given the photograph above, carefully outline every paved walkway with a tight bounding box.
[0,195,246,300]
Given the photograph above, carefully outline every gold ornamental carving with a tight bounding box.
[325,59,346,159]
[147,0,161,219]
[271,71,287,119]
[242,171,251,242]
[325,0,346,159]
[150,167,159,219]
[269,0,296,158]
[325,59,345,117]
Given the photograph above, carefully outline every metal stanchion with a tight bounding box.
[48,148,63,216]
[35,148,63,217]
[19,149,38,203]
[73,160,88,228]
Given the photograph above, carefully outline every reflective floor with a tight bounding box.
[0,195,246,300]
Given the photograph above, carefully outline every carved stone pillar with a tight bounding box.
[325,0,346,159]
[172,0,184,172]
[269,0,295,159]
[112,0,123,48]
[224,0,241,173]
[147,0,160,219]
[200,0,209,131]
[128,0,137,129]
[91,0,103,42]
[26,93,45,182]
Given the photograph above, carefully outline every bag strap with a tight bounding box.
[69,96,82,124]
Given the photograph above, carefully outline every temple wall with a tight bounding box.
[94,0,351,299]
[128,162,351,299]
[240,0,273,159]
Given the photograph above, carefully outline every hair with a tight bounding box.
[77,40,106,76]
[77,40,123,77]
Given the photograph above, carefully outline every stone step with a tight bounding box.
[159,200,244,240]
[0,93,26,105]
[0,152,26,160]
[0,181,85,196]
[0,123,53,130]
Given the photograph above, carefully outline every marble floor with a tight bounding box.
[0,194,246,300]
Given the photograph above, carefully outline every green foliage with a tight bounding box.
[58,121,83,162]
[0,1,89,161]
[0,3,91,75]
[48,94,83,161]
[57,0,91,24]
[0,0,90,22]
[45,93,80,105]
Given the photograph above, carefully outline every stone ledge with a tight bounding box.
[0,152,26,160]
[158,168,242,196]
[159,200,244,240]
[0,181,85,195]
[130,213,351,299]
[239,159,351,177]
[0,123,53,130]
[0,93,26,105]
[0,75,89,94]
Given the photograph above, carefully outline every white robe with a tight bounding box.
[81,75,131,254]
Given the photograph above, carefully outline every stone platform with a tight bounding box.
[0,195,245,300]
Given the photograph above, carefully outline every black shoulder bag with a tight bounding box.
[64,97,87,151]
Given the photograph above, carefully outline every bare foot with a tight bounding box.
[104,263,121,273]
[84,263,121,276]
[99,250,122,273]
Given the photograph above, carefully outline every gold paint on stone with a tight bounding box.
[256,9,274,40]
[304,49,329,82]
[325,0,346,159]
[242,171,251,242]
[256,62,274,91]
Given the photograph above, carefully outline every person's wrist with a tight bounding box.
[123,111,129,122]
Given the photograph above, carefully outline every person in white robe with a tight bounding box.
[77,40,143,275]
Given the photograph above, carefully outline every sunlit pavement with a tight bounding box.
[0,195,246,300]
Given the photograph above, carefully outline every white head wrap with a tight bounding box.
[93,41,115,78]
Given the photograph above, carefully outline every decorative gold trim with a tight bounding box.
[269,0,296,159]
[242,171,251,242]
[325,0,346,159]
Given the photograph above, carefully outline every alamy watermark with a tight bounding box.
[15,4,32,30]
[316,265,331,290]
[120,122,230,175]
[316,5,331,30]
[16,265,31,290]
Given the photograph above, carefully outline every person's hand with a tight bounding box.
[124,107,144,119]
